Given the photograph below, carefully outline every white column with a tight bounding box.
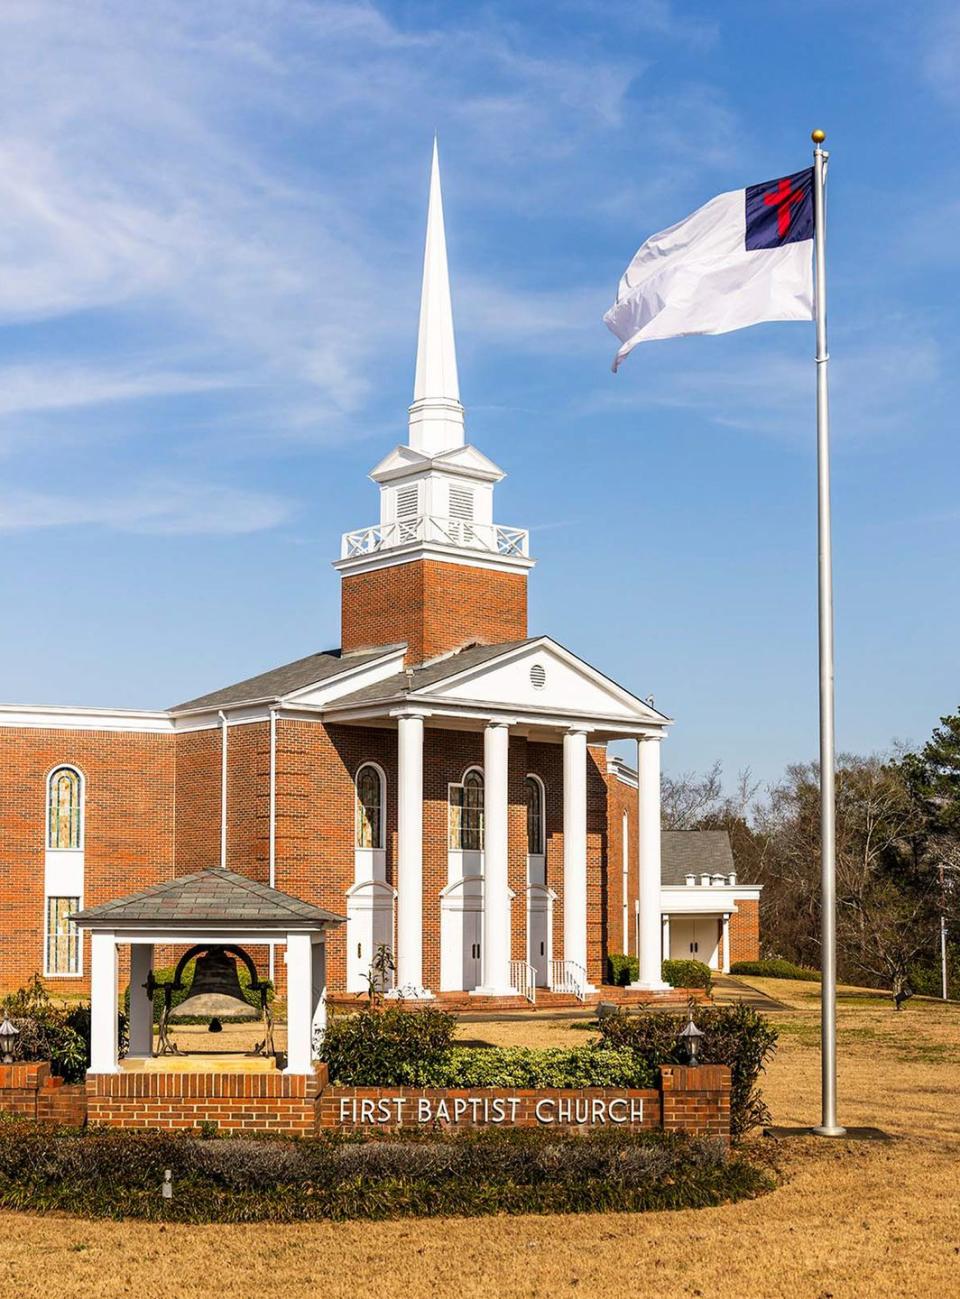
[662,914,671,963]
[89,931,119,1073]
[562,727,594,990]
[311,938,328,1041]
[473,721,515,996]
[631,736,669,990]
[722,913,731,974]
[284,932,314,1074]
[393,712,431,996]
[127,943,154,1059]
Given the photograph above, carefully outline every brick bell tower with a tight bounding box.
[334,140,535,667]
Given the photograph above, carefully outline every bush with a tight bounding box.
[597,1002,778,1139]
[320,1004,458,1085]
[608,955,714,991]
[607,953,639,986]
[444,1046,655,1089]
[122,958,270,1024]
[662,959,714,992]
[1,976,118,1084]
[0,1123,774,1221]
[730,959,821,982]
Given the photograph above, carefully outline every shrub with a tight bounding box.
[1,975,118,1084]
[443,1046,655,1089]
[607,953,639,986]
[608,955,714,991]
[320,1004,458,1085]
[730,959,821,982]
[0,1124,774,1221]
[662,959,714,992]
[122,958,270,1024]
[597,1002,778,1139]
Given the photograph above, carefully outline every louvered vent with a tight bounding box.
[395,485,419,541]
[449,487,474,521]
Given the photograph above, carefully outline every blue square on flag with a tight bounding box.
[745,168,814,250]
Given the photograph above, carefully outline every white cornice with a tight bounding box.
[333,541,535,578]
[0,704,173,733]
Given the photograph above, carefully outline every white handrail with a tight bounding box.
[509,959,537,1005]
[341,515,530,560]
[548,959,588,1002]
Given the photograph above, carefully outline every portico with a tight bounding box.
[321,637,671,1000]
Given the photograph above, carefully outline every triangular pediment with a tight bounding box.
[416,638,668,725]
[370,442,504,485]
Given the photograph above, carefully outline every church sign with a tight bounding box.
[319,1087,660,1132]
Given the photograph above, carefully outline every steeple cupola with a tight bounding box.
[334,141,534,667]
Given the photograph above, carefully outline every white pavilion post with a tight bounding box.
[722,913,731,974]
[562,727,594,991]
[311,937,328,1041]
[127,942,154,1059]
[631,736,669,990]
[662,914,671,963]
[284,932,315,1074]
[89,931,119,1073]
[473,721,514,996]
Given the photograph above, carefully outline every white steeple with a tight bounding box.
[408,138,465,456]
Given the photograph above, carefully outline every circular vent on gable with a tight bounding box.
[530,663,546,690]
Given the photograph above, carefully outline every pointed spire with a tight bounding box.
[408,138,465,455]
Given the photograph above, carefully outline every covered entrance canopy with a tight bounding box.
[73,868,345,1076]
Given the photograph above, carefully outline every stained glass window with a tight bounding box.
[356,765,384,849]
[449,769,484,851]
[48,767,82,849]
[46,896,80,975]
[526,776,544,855]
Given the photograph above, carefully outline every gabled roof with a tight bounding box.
[72,867,346,929]
[326,639,536,708]
[661,831,736,885]
[170,646,400,712]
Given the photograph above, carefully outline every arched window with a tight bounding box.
[355,764,385,850]
[47,767,82,849]
[449,768,484,851]
[526,776,545,855]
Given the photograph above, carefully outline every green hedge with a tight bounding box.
[444,1046,655,1089]
[2,976,104,1084]
[122,959,271,1024]
[0,1124,774,1221]
[607,954,714,992]
[598,1003,778,1139]
[730,959,821,982]
[320,1004,459,1086]
[662,959,713,992]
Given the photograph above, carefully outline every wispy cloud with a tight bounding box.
[0,480,294,535]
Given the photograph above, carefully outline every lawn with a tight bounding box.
[1,980,958,1299]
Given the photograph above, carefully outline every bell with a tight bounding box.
[174,948,254,1021]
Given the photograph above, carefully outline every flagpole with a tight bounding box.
[810,128,845,1138]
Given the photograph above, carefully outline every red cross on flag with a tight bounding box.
[604,168,815,370]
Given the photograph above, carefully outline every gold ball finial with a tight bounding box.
[811,129,826,144]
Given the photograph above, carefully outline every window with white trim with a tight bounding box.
[45,896,80,975]
[449,768,484,850]
[526,775,545,856]
[47,766,83,849]
[356,764,385,850]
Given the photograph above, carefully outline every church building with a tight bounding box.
[0,144,760,1004]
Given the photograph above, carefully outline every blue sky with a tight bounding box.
[0,0,957,788]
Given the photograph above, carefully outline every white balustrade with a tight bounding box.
[548,959,588,1002]
[341,516,529,560]
[509,960,537,1005]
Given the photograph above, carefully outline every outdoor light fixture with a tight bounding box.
[679,1015,705,1067]
[0,1013,19,1065]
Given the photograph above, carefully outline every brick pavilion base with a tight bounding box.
[1,1061,731,1142]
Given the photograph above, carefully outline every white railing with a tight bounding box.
[510,960,537,1005]
[549,959,588,1002]
[341,515,530,560]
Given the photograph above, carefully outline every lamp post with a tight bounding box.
[0,1013,19,1065]
[679,1015,705,1067]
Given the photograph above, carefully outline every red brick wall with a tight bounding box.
[226,721,270,882]
[603,771,637,959]
[0,1062,86,1125]
[341,560,527,665]
[729,899,760,964]
[0,727,174,992]
[659,1064,732,1144]
[319,1086,660,1131]
[173,728,221,875]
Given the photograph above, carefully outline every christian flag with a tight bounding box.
[604,168,815,371]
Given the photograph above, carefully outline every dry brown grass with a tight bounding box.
[3,981,959,1299]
